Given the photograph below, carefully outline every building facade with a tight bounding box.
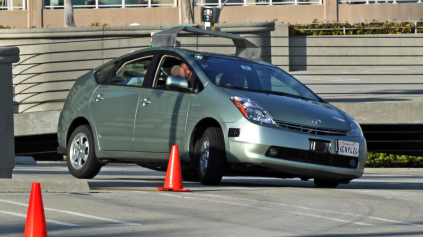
[1,0,423,28]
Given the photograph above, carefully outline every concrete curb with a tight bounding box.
[0,179,90,193]
[15,156,37,165]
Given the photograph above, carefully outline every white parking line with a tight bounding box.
[0,199,140,226]
[0,210,80,226]
[134,191,375,227]
[185,193,423,228]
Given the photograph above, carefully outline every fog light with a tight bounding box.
[349,159,357,168]
[268,148,278,157]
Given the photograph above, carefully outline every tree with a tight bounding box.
[64,0,75,27]
[182,0,193,24]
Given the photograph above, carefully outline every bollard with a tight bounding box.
[0,47,20,178]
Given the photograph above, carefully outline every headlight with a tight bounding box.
[345,113,363,137]
[231,96,275,125]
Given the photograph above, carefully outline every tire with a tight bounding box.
[67,124,102,179]
[314,179,340,188]
[197,127,226,185]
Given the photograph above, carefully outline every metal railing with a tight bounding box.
[43,0,177,9]
[339,0,422,4]
[0,0,25,10]
[290,21,423,35]
[195,0,322,6]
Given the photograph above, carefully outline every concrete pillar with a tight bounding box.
[0,47,20,178]
[28,0,43,28]
[324,0,338,22]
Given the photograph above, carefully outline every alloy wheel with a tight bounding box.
[199,138,210,176]
[69,133,89,170]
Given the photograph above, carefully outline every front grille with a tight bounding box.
[267,146,358,169]
[276,121,348,136]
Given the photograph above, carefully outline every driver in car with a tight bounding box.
[180,63,193,82]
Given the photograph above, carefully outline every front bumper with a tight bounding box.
[225,119,367,181]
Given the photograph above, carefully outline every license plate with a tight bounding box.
[337,140,359,157]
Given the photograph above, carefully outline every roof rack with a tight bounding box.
[151,26,261,61]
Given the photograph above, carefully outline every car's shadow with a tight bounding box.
[88,174,423,191]
[16,163,423,191]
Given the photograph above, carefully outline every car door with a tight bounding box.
[89,54,155,151]
[132,53,196,153]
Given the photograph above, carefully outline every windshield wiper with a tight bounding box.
[258,90,304,100]
[220,86,316,102]
[219,85,252,91]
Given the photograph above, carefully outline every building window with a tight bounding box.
[43,0,177,9]
[0,0,26,10]
[195,0,321,5]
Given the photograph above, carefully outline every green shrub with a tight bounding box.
[0,25,11,29]
[90,22,109,26]
[289,19,422,36]
[366,152,423,168]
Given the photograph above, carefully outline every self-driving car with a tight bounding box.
[57,27,367,188]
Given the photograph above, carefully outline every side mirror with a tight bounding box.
[166,76,188,89]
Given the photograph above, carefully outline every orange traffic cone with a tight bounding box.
[24,183,48,237]
[157,145,189,192]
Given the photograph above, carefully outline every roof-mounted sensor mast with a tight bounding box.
[151,27,261,61]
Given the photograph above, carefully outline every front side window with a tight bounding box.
[110,56,152,87]
[153,56,199,92]
[194,55,320,101]
[94,62,116,84]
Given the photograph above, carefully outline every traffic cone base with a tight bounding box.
[157,187,190,192]
[158,145,189,192]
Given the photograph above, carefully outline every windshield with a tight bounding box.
[193,55,320,101]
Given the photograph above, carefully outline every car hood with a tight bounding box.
[224,89,350,131]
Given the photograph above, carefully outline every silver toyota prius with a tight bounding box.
[57,32,367,188]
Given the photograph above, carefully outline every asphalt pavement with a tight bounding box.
[1,162,422,236]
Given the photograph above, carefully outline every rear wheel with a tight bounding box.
[67,124,102,179]
[197,127,226,185]
[314,179,340,188]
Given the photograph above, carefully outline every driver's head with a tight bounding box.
[180,63,193,81]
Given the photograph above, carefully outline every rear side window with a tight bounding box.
[94,63,115,84]
[110,56,153,87]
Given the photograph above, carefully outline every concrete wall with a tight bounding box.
[0,23,275,136]
[289,34,423,71]
[1,2,423,29]
[1,22,422,137]
[288,34,423,127]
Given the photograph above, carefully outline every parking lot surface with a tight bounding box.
[1,162,423,236]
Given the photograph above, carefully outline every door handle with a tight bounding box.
[141,98,151,106]
[94,94,104,102]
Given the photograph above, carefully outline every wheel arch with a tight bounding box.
[188,117,226,165]
[66,117,93,146]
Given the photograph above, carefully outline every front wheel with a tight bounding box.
[67,124,102,179]
[197,127,226,185]
[314,179,340,188]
